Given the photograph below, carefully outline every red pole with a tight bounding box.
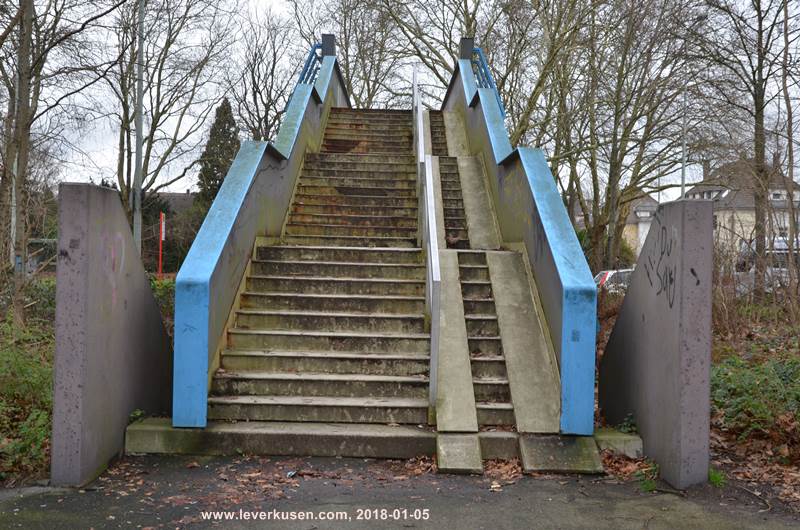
[158,211,165,279]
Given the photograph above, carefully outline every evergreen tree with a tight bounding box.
[196,98,240,207]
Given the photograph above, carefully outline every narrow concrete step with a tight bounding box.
[462,298,497,314]
[207,395,429,424]
[457,250,488,265]
[292,204,418,217]
[442,190,465,200]
[476,401,515,426]
[295,185,417,198]
[468,336,503,355]
[446,228,469,241]
[126,418,435,458]
[212,371,429,398]
[459,265,489,281]
[470,356,508,378]
[472,377,511,401]
[256,245,423,264]
[465,315,500,336]
[461,280,493,298]
[228,329,430,354]
[282,234,417,248]
[246,275,425,296]
[443,198,465,209]
[446,218,468,230]
[251,259,425,279]
[288,212,418,228]
[221,350,430,376]
[235,309,426,334]
[293,194,419,208]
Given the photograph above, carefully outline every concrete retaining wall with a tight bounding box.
[51,184,172,486]
[600,200,713,489]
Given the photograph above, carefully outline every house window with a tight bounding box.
[773,192,783,200]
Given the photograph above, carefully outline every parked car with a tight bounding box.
[594,269,634,294]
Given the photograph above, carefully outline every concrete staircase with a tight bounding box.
[206,108,432,449]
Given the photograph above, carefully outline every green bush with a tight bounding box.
[0,312,54,478]
[711,355,800,447]
[150,277,175,338]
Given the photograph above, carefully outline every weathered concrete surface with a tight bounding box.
[594,428,644,459]
[519,435,603,474]
[430,157,447,249]
[435,250,478,433]
[487,252,560,433]
[437,434,483,474]
[600,200,713,490]
[442,110,469,156]
[52,184,171,486]
[458,157,501,249]
[127,418,435,458]
[4,455,797,529]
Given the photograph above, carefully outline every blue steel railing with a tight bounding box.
[471,47,506,118]
[284,43,323,112]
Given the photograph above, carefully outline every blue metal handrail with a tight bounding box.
[471,46,506,118]
[284,43,323,112]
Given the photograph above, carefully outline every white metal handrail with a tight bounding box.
[412,68,441,407]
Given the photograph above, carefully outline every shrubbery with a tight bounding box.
[711,354,800,461]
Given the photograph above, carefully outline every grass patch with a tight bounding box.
[0,278,56,482]
[708,467,726,488]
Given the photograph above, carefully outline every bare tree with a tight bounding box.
[226,9,296,141]
[696,0,797,296]
[103,0,236,216]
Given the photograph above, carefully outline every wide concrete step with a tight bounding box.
[477,401,515,426]
[292,203,418,217]
[256,245,422,264]
[126,418,435,458]
[282,234,417,248]
[246,275,425,296]
[323,128,412,137]
[470,356,508,378]
[241,292,425,314]
[207,395,429,424]
[325,118,412,127]
[322,137,412,147]
[294,194,419,208]
[299,176,417,190]
[288,212,417,228]
[304,153,415,165]
[228,329,430,353]
[235,309,426,334]
[322,142,412,154]
[251,259,425,279]
[472,377,511,401]
[300,167,416,179]
[221,350,430,376]
[285,223,417,238]
[296,185,417,198]
[324,122,414,133]
[211,371,429,398]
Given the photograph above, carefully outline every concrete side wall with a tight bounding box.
[172,56,350,427]
[52,184,171,486]
[441,61,597,435]
[600,200,713,489]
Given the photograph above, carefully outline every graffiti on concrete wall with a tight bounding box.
[643,210,678,309]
